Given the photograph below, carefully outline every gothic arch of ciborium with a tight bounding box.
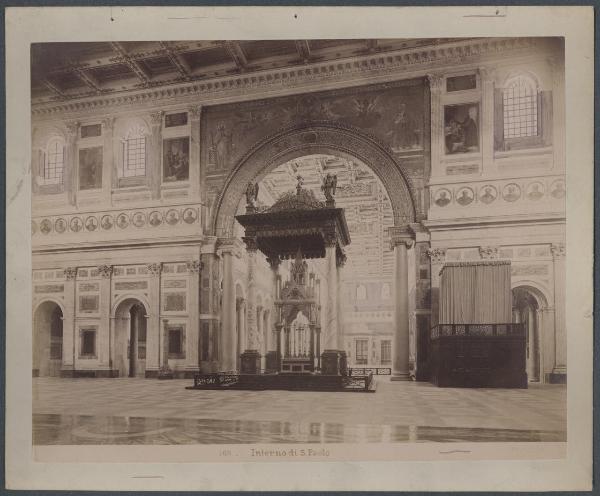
[211,122,418,237]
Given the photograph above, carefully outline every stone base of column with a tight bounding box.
[390,372,411,381]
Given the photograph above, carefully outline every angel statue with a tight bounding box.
[245,181,259,210]
[322,173,337,204]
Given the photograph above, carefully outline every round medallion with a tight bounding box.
[502,183,521,202]
[100,215,114,230]
[455,187,474,206]
[40,219,52,235]
[165,209,180,225]
[85,216,98,231]
[550,180,566,199]
[54,218,67,234]
[526,182,545,201]
[479,185,497,204]
[148,211,163,227]
[116,213,129,229]
[132,212,146,228]
[70,217,83,233]
[433,188,451,207]
[182,208,198,224]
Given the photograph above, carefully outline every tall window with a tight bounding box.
[43,138,65,185]
[121,128,147,178]
[503,76,538,139]
[355,339,368,365]
[381,340,392,365]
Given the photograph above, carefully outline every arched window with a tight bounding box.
[42,137,65,185]
[356,284,367,300]
[120,127,147,178]
[503,76,538,139]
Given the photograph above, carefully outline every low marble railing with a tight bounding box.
[430,323,525,340]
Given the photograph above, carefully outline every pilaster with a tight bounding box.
[427,73,444,178]
[189,105,202,201]
[551,243,566,378]
[149,111,163,200]
[61,267,78,372]
[186,259,202,374]
[65,121,79,205]
[101,117,115,203]
[479,66,497,175]
[145,262,162,373]
[97,264,113,368]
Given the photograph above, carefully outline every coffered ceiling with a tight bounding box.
[31,39,464,104]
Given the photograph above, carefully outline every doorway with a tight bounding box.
[512,287,541,382]
[33,301,63,377]
[114,299,147,378]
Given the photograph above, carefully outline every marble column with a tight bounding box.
[186,259,202,375]
[64,121,79,206]
[389,226,415,381]
[162,318,170,371]
[145,262,162,375]
[200,237,219,371]
[97,264,113,372]
[336,251,347,350]
[243,237,259,351]
[149,111,163,200]
[551,243,566,377]
[62,267,78,375]
[220,248,237,372]
[324,238,338,351]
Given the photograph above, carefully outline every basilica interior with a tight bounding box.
[31,37,566,387]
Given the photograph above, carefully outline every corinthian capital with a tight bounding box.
[479,246,499,260]
[65,121,79,137]
[426,247,446,264]
[188,105,202,120]
[550,243,565,258]
[478,66,497,83]
[426,73,444,92]
[63,267,78,280]
[97,264,113,278]
[186,260,203,273]
[149,110,164,126]
[146,262,162,276]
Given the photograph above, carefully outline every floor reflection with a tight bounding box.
[33,414,566,445]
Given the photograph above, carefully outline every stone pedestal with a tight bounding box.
[240,349,261,374]
[321,349,347,376]
[265,350,279,373]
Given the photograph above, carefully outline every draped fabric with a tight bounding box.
[440,261,512,324]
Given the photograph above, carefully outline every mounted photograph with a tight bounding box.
[5,5,594,493]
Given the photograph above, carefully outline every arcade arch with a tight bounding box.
[512,284,549,383]
[214,126,417,379]
[112,297,149,378]
[33,300,64,377]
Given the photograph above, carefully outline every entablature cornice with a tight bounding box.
[31,37,550,120]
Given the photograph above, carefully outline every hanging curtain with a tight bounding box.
[440,261,512,324]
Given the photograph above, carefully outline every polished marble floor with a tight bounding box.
[33,377,566,445]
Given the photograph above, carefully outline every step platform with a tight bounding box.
[186,371,376,393]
